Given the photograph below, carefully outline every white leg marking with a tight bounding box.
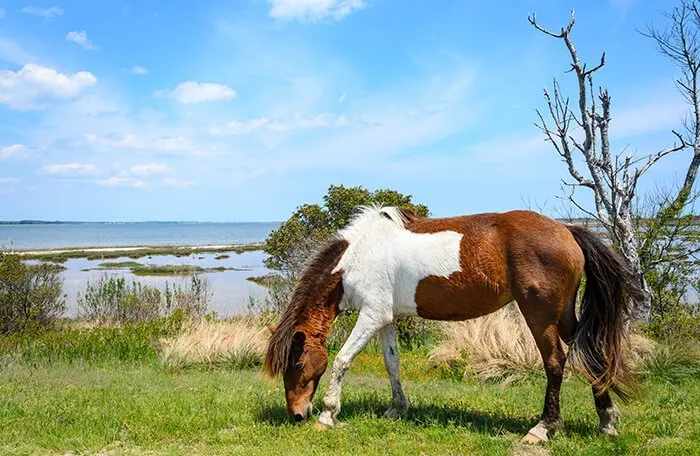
[522,420,550,444]
[597,404,620,436]
[379,324,409,419]
[318,311,388,427]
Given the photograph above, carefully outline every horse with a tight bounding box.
[263,205,643,443]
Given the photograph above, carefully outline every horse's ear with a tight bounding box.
[267,324,277,335]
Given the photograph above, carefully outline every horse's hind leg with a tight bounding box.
[379,324,409,419]
[518,301,568,444]
[557,289,620,436]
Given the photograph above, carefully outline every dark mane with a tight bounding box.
[263,237,349,378]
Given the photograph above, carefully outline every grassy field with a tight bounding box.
[0,348,698,455]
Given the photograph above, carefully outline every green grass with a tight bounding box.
[18,243,264,263]
[0,348,698,455]
[97,261,144,269]
[130,264,207,276]
[129,264,251,276]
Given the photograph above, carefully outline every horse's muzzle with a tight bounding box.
[291,403,312,422]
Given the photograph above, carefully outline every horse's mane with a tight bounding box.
[263,237,349,378]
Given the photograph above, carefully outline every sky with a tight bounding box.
[0,0,695,222]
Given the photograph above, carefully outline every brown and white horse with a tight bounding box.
[264,205,643,443]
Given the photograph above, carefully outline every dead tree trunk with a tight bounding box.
[529,11,689,322]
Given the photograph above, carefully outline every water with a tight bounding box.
[0,222,280,250]
[5,221,281,317]
[51,251,271,317]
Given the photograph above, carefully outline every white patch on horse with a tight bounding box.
[334,205,463,316]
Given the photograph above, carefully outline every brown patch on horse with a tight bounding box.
[263,238,349,378]
[405,211,584,322]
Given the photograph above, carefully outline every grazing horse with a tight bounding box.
[264,205,643,443]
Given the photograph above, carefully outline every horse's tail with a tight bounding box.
[566,225,644,401]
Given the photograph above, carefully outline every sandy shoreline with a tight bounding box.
[14,242,265,258]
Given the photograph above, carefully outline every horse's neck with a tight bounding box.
[296,272,344,345]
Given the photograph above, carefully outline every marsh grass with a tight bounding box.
[429,302,660,385]
[97,261,144,269]
[130,264,206,276]
[159,318,268,371]
[428,303,542,383]
[18,242,265,263]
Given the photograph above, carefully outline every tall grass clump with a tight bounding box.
[0,252,66,334]
[159,318,268,370]
[639,341,700,384]
[78,274,210,325]
[429,302,542,384]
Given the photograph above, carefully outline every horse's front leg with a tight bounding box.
[318,310,388,427]
[379,324,409,419]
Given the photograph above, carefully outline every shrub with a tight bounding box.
[159,318,268,370]
[0,253,66,334]
[78,274,211,325]
[164,275,211,321]
[643,302,700,341]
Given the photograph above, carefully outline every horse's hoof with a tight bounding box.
[521,432,547,445]
[383,407,406,420]
[599,425,619,436]
[317,411,336,427]
[522,422,549,444]
[313,422,330,431]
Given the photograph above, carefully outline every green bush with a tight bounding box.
[78,275,210,325]
[643,302,700,341]
[264,184,429,271]
[0,253,66,334]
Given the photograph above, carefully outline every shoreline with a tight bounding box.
[13,242,265,262]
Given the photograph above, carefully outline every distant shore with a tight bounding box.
[14,242,265,262]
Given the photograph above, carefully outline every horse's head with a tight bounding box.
[262,239,349,422]
[270,327,329,421]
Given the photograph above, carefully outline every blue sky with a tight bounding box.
[0,0,694,221]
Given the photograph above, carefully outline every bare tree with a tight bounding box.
[640,0,700,215]
[528,11,694,322]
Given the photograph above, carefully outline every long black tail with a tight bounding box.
[567,226,645,401]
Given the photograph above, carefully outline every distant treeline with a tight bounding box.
[0,220,73,225]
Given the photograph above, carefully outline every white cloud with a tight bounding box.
[129,163,173,176]
[0,64,97,110]
[0,177,19,185]
[38,163,97,176]
[83,134,190,151]
[0,144,29,159]
[130,66,149,75]
[65,31,95,50]
[268,0,365,22]
[213,113,349,135]
[160,81,236,103]
[21,6,63,19]
[164,177,198,188]
[95,176,147,188]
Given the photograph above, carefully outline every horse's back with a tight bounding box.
[404,210,585,320]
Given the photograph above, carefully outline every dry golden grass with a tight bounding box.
[428,302,657,384]
[159,318,269,370]
[429,303,542,383]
